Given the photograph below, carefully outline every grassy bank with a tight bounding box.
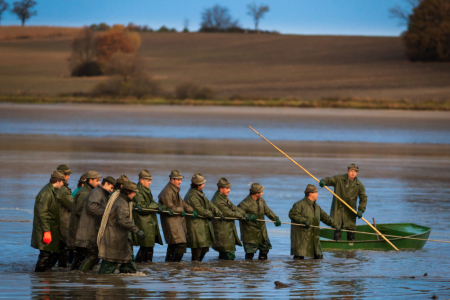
[1,95,450,110]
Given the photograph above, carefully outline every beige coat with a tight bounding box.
[158,182,194,244]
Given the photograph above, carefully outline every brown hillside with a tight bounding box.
[0,31,449,100]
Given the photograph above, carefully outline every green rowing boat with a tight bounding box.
[320,223,431,251]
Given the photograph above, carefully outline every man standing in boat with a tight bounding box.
[289,184,340,259]
[319,163,367,241]
[237,183,281,260]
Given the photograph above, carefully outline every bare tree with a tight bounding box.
[247,2,269,31]
[0,0,9,25]
[12,0,37,26]
[389,0,422,25]
[68,27,98,68]
[201,4,239,30]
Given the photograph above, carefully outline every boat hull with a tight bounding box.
[319,223,431,251]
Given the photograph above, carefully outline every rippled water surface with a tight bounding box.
[0,150,449,299]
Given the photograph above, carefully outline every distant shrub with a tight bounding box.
[71,61,103,77]
[158,26,169,32]
[175,82,216,99]
[403,0,450,62]
[92,75,161,99]
[96,25,141,61]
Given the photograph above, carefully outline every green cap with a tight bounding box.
[78,173,87,183]
[191,173,206,185]
[217,177,232,188]
[57,164,72,175]
[348,163,359,172]
[116,174,129,184]
[250,183,265,194]
[304,184,318,193]
[104,176,116,186]
[139,169,153,180]
[86,170,101,179]
[169,170,184,179]
[123,180,138,192]
[51,170,65,180]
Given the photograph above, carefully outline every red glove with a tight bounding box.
[43,231,52,244]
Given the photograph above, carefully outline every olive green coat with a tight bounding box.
[237,195,278,245]
[132,183,164,247]
[57,182,73,244]
[158,182,194,244]
[321,174,368,229]
[31,183,61,252]
[211,191,244,252]
[184,188,222,249]
[98,193,139,263]
[289,197,336,257]
[67,183,93,249]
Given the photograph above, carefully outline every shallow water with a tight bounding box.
[1,104,449,144]
[0,150,449,299]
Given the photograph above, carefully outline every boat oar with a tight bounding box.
[248,126,399,251]
[139,208,450,244]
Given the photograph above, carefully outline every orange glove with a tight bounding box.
[43,231,52,244]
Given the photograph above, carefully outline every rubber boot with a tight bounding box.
[78,259,96,272]
[258,250,269,261]
[245,253,254,260]
[146,250,153,262]
[293,256,304,260]
[314,255,324,259]
[135,247,148,263]
[98,260,118,274]
[347,231,355,241]
[58,251,69,268]
[199,252,207,262]
[70,253,86,271]
[165,245,176,262]
[35,251,51,272]
[46,252,60,270]
[174,253,184,262]
[68,251,75,264]
[191,248,202,261]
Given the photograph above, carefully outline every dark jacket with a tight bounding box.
[57,182,73,245]
[98,193,139,263]
[31,183,61,252]
[75,185,110,249]
[132,183,164,247]
[158,182,194,244]
[67,183,94,249]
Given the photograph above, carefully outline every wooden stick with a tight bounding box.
[373,217,380,241]
[139,208,450,244]
[248,126,399,251]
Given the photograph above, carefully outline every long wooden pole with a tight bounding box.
[247,126,399,251]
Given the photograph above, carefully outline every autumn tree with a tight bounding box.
[247,3,269,31]
[402,0,450,61]
[0,0,8,25]
[12,0,37,26]
[96,24,141,61]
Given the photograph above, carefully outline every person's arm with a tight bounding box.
[86,190,105,218]
[288,203,307,224]
[36,192,52,232]
[116,205,139,233]
[58,189,73,211]
[162,192,183,214]
[75,191,87,216]
[263,200,279,221]
[208,201,223,218]
[188,194,212,217]
[320,207,337,228]
[134,193,158,215]
[321,175,338,187]
[182,199,194,213]
[215,198,243,218]
[357,184,368,213]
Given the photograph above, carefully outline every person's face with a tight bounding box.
[64,174,70,182]
[128,192,137,200]
[256,191,263,199]
[55,180,64,189]
[140,179,151,189]
[220,187,231,197]
[103,182,114,193]
[171,178,182,188]
[347,169,357,180]
[198,183,205,191]
[309,192,318,201]
[89,178,101,187]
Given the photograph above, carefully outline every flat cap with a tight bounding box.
[304,184,318,193]
[116,174,129,184]
[217,177,232,188]
[348,163,359,172]
[191,173,206,185]
[51,170,65,180]
[139,169,153,180]
[123,180,138,192]
[57,164,72,175]
[169,170,184,179]
[78,173,87,183]
[104,176,116,186]
[86,170,101,179]
[250,183,265,194]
